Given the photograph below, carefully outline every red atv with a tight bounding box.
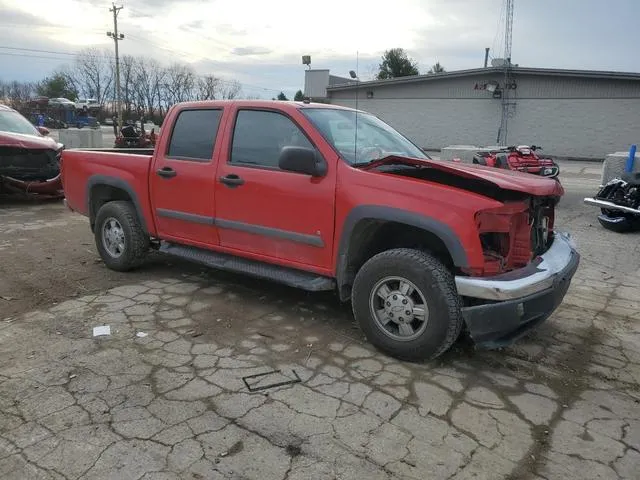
[114,123,156,149]
[472,145,560,178]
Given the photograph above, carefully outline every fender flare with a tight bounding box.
[335,205,469,299]
[86,175,149,233]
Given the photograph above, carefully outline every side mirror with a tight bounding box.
[37,126,50,136]
[278,146,326,177]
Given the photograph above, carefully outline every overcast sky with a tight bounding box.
[0,0,638,98]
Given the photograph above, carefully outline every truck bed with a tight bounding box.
[61,148,155,232]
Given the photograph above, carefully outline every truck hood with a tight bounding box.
[361,155,563,197]
[0,131,62,151]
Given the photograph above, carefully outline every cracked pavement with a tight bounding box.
[1,161,639,480]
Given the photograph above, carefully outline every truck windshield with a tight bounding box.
[302,107,427,165]
[0,110,40,136]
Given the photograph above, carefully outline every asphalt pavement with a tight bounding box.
[1,151,638,480]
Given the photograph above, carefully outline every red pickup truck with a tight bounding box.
[61,100,579,361]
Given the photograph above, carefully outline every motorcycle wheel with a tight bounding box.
[598,209,640,233]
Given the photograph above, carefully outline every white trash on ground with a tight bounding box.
[92,325,111,337]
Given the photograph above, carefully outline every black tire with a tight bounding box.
[597,210,640,233]
[351,248,463,361]
[94,201,149,271]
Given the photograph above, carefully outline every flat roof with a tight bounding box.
[326,66,640,91]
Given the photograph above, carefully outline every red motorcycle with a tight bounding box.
[472,145,560,178]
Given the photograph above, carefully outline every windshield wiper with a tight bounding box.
[351,155,393,168]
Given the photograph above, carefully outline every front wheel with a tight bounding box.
[351,248,463,361]
[94,201,149,271]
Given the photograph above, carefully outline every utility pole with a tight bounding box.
[498,0,514,145]
[107,3,124,134]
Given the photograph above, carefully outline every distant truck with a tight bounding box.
[61,100,579,361]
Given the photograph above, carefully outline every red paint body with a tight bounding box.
[61,100,564,278]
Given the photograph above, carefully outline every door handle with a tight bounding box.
[219,174,244,187]
[157,167,177,179]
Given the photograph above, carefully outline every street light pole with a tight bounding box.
[107,3,124,134]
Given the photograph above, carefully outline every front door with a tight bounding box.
[150,107,225,247]
[214,107,337,271]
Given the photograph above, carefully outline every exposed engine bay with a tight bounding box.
[378,161,559,276]
[475,197,556,275]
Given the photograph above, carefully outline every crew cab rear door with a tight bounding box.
[149,107,225,247]
[214,106,337,271]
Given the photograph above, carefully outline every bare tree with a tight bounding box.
[197,75,219,100]
[133,58,165,119]
[1,80,36,109]
[218,79,242,100]
[162,63,196,107]
[120,55,137,118]
[67,48,114,106]
[2,49,253,121]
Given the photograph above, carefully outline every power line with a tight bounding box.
[0,46,80,57]
[0,22,106,34]
[0,44,283,95]
[0,49,279,93]
[0,52,75,61]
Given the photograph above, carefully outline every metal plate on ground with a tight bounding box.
[242,369,301,392]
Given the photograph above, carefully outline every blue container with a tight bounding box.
[626,144,637,173]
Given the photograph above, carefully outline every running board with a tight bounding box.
[584,197,640,215]
[159,242,336,292]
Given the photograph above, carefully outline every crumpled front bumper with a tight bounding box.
[454,232,580,348]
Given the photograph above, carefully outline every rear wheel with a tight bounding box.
[351,248,463,361]
[598,209,640,233]
[94,201,149,271]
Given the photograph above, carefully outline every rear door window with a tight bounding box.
[167,109,223,161]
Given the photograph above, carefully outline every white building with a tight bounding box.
[305,67,640,160]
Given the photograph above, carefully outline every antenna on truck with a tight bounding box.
[349,50,359,163]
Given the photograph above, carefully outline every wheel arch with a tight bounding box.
[335,205,469,301]
[86,175,148,234]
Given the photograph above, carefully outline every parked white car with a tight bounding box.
[48,98,76,109]
[75,98,100,111]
